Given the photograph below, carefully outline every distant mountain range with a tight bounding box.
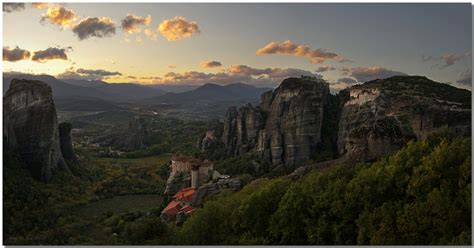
[3,73,274,112]
[147,82,273,105]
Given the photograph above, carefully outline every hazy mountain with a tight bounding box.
[62,78,109,88]
[3,73,166,102]
[148,84,200,93]
[148,83,272,105]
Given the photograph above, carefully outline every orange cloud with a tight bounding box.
[41,6,77,28]
[144,28,158,40]
[32,3,49,9]
[158,16,200,41]
[121,14,152,33]
[256,40,349,64]
[201,60,222,68]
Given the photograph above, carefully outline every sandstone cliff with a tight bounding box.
[217,75,471,168]
[59,122,78,162]
[3,79,69,182]
[118,116,148,151]
[337,76,471,162]
[222,76,330,166]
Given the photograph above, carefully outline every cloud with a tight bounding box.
[144,28,158,40]
[72,17,116,40]
[3,3,25,13]
[422,52,471,69]
[256,40,349,64]
[149,65,321,87]
[158,16,200,41]
[3,46,31,62]
[337,77,358,85]
[316,65,336,73]
[57,68,122,80]
[121,14,152,33]
[41,6,77,28]
[342,66,407,82]
[456,70,471,86]
[201,60,222,68]
[32,3,49,9]
[168,65,176,69]
[31,47,70,62]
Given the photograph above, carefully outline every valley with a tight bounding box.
[3,75,472,245]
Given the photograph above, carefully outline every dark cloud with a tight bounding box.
[342,66,407,82]
[72,17,116,40]
[201,60,222,68]
[3,3,25,13]
[57,68,122,80]
[158,16,200,41]
[316,65,336,73]
[456,70,471,86]
[3,46,31,62]
[337,77,358,84]
[31,47,70,62]
[422,52,471,69]
[121,14,151,33]
[76,68,122,77]
[256,40,349,64]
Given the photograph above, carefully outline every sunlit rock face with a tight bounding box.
[3,78,68,182]
[337,76,471,162]
[222,76,330,167]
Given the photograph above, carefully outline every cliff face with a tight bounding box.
[122,116,148,151]
[219,76,471,168]
[222,77,330,166]
[59,122,79,163]
[3,79,68,182]
[337,76,471,162]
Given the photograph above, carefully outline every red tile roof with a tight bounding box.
[161,200,181,216]
[173,187,196,202]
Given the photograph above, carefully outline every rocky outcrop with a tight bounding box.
[164,171,191,195]
[192,178,241,206]
[197,119,223,152]
[3,79,69,182]
[218,75,471,168]
[337,76,471,162]
[221,76,329,166]
[58,122,78,163]
[122,116,148,151]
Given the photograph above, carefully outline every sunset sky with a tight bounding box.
[3,3,472,90]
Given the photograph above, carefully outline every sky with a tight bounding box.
[3,3,472,90]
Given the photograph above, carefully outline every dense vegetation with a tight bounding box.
[4,127,471,245]
[173,131,471,245]
[3,150,171,245]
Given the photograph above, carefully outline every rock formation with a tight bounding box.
[3,79,69,182]
[192,178,241,206]
[337,76,471,162]
[217,75,471,168]
[221,76,329,166]
[197,119,223,152]
[122,116,148,151]
[58,122,78,162]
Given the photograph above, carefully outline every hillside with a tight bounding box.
[176,132,471,245]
